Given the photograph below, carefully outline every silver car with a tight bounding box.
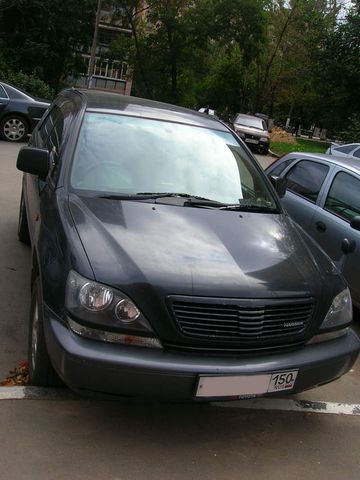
[326,143,360,159]
[232,113,270,154]
[266,152,360,308]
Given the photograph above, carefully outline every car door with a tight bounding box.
[0,84,10,117]
[281,158,332,231]
[309,168,360,306]
[24,100,73,243]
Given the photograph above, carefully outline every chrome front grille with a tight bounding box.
[171,299,314,341]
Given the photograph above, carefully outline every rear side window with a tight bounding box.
[0,85,8,99]
[353,148,360,159]
[325,172,360,222]
[285,160,329,202]
[336,145,356,154]
[269,158,295,176]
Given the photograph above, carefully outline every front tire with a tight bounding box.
[0,115,29,142]
[18,192,30,245]
[28,278,61,386]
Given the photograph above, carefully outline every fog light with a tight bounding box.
[115,299,140,322]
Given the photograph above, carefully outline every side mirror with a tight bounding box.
[16,147,50,179]
[269,175,286,198]
[350,216,360,231]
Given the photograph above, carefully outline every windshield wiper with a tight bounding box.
[98,192,220,202]
[97,193,276,212]
[136,192,217,201]
[219,204,278,212]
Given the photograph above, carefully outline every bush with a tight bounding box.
[0,69,55,100]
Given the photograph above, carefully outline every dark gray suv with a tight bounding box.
[16,89,360,400]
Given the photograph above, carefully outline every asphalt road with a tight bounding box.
[0,140,360,480]
[255,153,276,170]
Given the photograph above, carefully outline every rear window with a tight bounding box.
[285,160,329,202]
[335,145,356,154]
[352,148,360,159]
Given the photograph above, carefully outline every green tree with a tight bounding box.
[0,0,95,90]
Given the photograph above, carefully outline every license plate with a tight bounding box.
[245,138,259,144]
[196,370,298,398]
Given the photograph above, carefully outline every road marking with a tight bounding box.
[213,398,360,416]
[0,387,360,415]
[0,387,75,400]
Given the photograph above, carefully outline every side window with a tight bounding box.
[285,160,329,202]
[37,99,75,183]
[325,172,360,222]
[352,148,360,159]
[335,145,355,154]
[0,85,8,99]
[46,107,64,153]
[39,106,63,150]
[269,158,295,177]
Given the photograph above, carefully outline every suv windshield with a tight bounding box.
[234,115,266,131]
[70,113,278,209]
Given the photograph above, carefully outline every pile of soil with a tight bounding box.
[1,361,29,386]
[270,127,297,144]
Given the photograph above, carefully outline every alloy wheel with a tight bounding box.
[3,118,26,141]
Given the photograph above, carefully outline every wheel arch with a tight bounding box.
[0,112,30,128]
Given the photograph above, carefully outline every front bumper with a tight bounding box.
[44,310,360,401]
[240,134,269,151]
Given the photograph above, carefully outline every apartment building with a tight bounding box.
[74,2,137,95]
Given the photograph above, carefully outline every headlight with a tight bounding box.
[320,288,352,331]
[79,283,113,311]
[260,137,269,142]
[66,270,156,335]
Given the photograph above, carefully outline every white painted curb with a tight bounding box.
[213,397,360,416]
[0,386,75,400]
[0,387,360,416]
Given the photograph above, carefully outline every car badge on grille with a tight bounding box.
[283,321,304,328]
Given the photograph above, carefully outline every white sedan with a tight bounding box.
[326,143,360,159]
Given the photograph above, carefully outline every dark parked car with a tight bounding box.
[0,81,50,142]
[266,152,360,308]
[232,113,270,154]
[16,89,359,400]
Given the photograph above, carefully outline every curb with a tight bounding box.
[1,387,360,416]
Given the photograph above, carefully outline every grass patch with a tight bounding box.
[271,138,329,156]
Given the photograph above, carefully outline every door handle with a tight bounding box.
[315,221,327,232]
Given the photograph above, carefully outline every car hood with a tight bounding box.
[69,194,329,302]
[234,124,269,137]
